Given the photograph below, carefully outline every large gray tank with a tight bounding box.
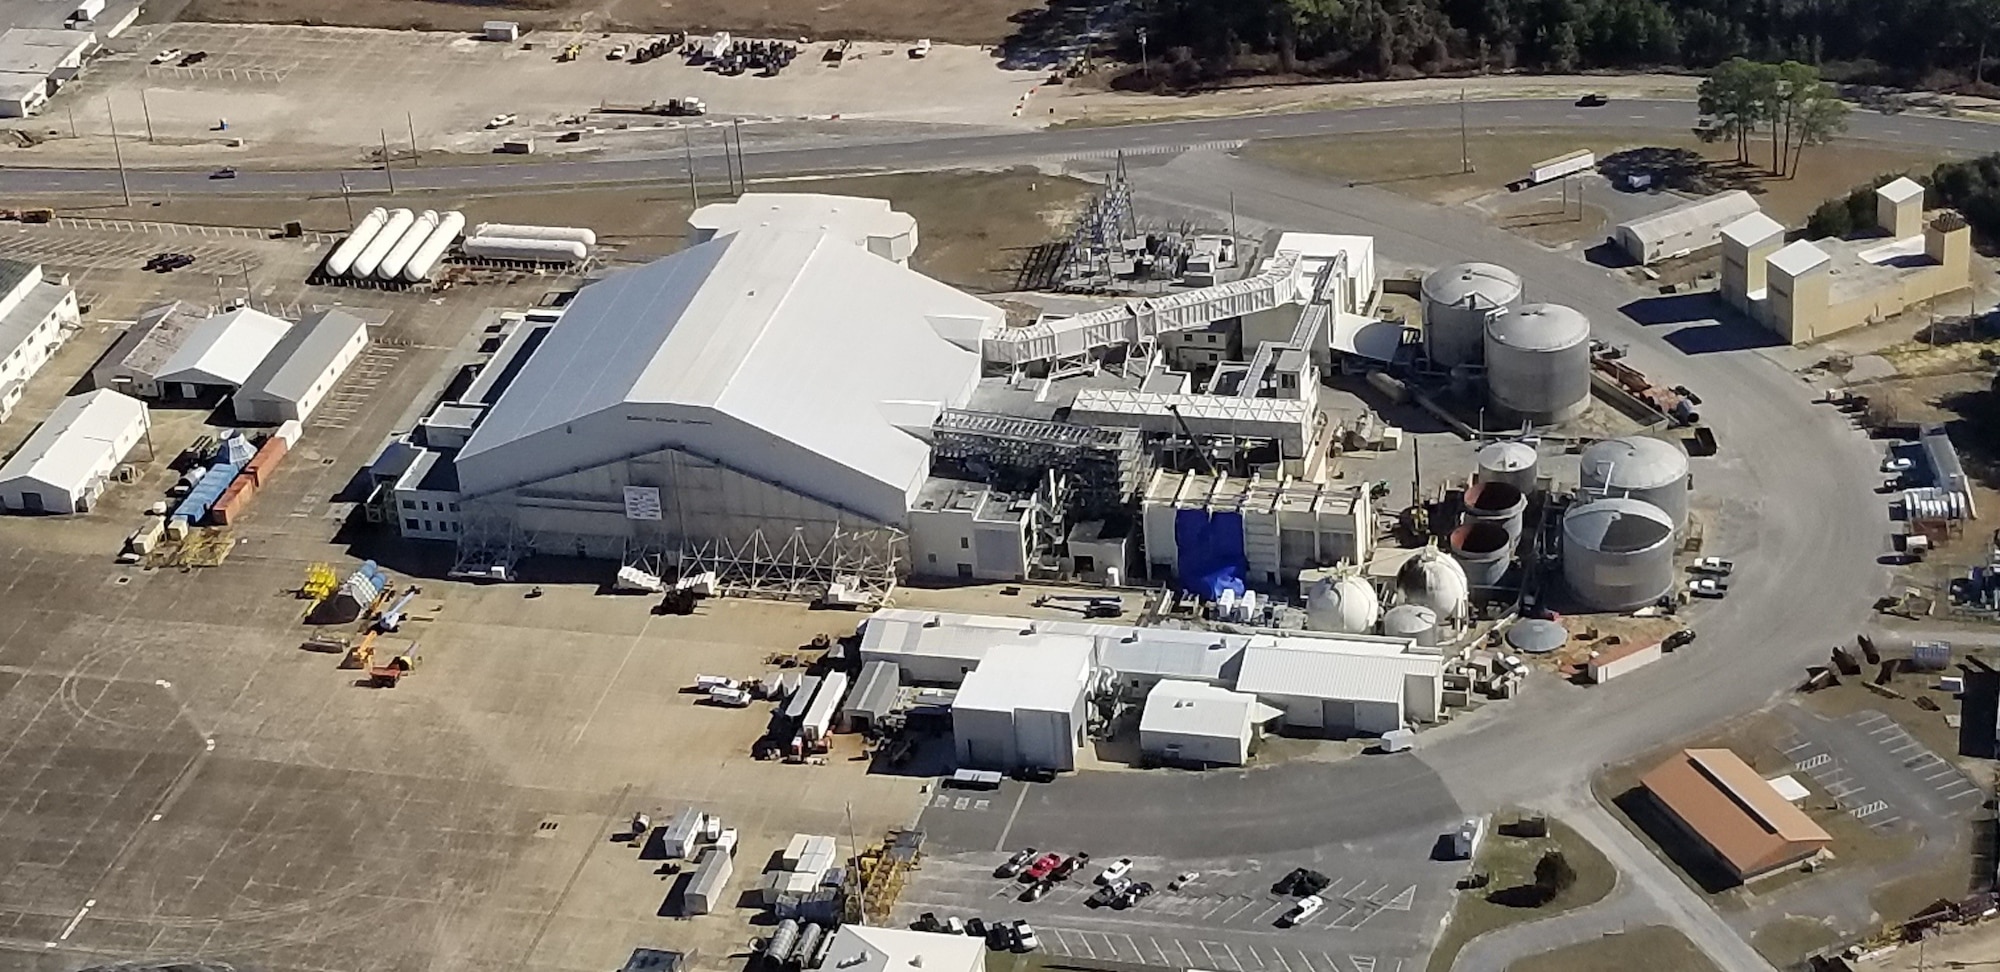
[1562,497,1677,611]
[1382,603,1440,647]
[1485,302,1592,424]
[1449,521,1512,588]
[1463,480,1527,544]
[1422,262,1523,367]
[1475,440,1540,493]
[1580,435,1691,529]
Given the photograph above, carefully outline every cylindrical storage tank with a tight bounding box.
[1463,480,1527,544]
[1421,262,1523,367]
[791,922,825,967]
[1476,440,1539,493]
[1485,302,1592,424]
[1397,546,1468,622]
[1505,618,1568,655]
[376,209,439,281]
[1305,572,1380,634]
[463,236,589,264]
[1449,521,1512,588]
[402,211,466,282]
[352,208,414,279]
[1381,603,1440,647]
[325,207,387,278]
[472,222,597,247]
[765,920,800,963]
[1562,497,1677,612]
[1579,435,1691,530]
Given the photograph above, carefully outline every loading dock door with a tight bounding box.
[1321,699,1359,734]
[21,491,43,512]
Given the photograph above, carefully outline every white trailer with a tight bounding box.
[376,209,439,280]
[660,806,705,860]
[798,670,849,742]
[325,208,388,277]
[683,846,733,915]
[1526,150,1594,186]
[72,0,106,22]
[351,208,414,278]
[483,21,520,41]
[401,211,465,282]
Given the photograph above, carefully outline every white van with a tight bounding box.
[1281,895,1324,927]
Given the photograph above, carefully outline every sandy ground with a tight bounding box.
[1857,920,2000,970]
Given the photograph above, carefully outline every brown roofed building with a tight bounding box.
[1640,748,1832,882]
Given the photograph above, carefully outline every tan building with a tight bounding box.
[1722,177,1973,345]
[1640,747,1832,882]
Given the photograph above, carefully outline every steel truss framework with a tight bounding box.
[675,525,905,602]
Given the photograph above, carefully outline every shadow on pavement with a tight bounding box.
[1609,787,1740,894]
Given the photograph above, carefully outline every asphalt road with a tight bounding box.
[2,97,1992,196]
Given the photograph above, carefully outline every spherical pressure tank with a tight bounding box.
[1475,440,1539,493]
[462,236,590,264]
[1485,302,1592,424]
[1580,435,1691,529]
[325,207,387,278]
[1449,521,1513,588]
[1463,480,1527,544]
[1382,603,1440,647]
[1421,262,1523,367]
[472,222,597,247]
[1397,546,1468,621]
[1562,497,1677,612]
[352,208,414,279]
[1305,572,1381,634]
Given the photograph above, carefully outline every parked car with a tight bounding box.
[944,916,965,935]
[1883,456,1915,473]
[1095,858,1133,885]
[1088,877,1131,907]
[178,51,208,66]
[1020,852,1062,882]
[1576,93,1608,106]
[915,912,941,932]
[1281,895,1325,927]
[910,39,932,58]
[1016,765,1057,783]
[1113,881,1154,909]
[1020,878,1053,902]
[151,48,182,64]
[1691,556,1734,575]
[1011,921,1040,952]
[1272,868,1330,896]
[487,113,517,129]
[966,918,987,939]
[1662,629,1697,651]
[995,848,1037,878]
[985,922,1013,951]
[1688,577,1730,598]
[609,44,630,59]
[1169,871,1199,891]
[1051,852,1089,881]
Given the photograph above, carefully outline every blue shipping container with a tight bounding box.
[172,461,244,522]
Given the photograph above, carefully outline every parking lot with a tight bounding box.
[898,758,1462,972]
[1777,706,1984,834]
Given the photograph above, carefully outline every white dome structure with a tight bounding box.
[1305,571,1381,634]
[1397,546,1468,621]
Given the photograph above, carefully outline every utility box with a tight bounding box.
[499,136,535,155]
[659,807,705,860]
[683,846,732,915]
[484,21,520,41]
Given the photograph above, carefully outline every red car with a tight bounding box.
[1020,852,1063,882]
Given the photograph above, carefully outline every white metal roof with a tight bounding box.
[689,193,916,251]
[1768,240,1831,278]
[455,228,993,515]
[1271,232,1375,304]
[236,308,367,407]
[954,640,1092,715]
[155,307,292,387]
[1878,176,1924,205]
[1616,190,1760,246]
[1329,312,1403,362]
[822,926,985,972]
[1233,643,1440,706]
[1140,680,1281,739]
[1720,212,1785,248]
[0,389,146,493]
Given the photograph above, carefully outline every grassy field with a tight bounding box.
[1505,925,1721,972]
[1752,916,1843,968]
[1243,129,1942,223]
[36,168,1092,294]
[169,0,1045,44]
[1424,815,1619,972]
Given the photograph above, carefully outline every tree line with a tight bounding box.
[1133,0,2000,86]
[1807,153,2000,240]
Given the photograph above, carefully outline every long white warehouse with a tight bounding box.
[0,389,149,513]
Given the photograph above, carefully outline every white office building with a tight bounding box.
[1138,679,1281,767]
[0,259,80,419]
[952,640,1092,772]
[0,388,148,513]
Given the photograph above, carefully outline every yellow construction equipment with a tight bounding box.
[846,829,923,925]
[341,629,380,669]
[300,563,338,602]
[557,42,581,61]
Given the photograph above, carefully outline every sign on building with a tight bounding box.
[623,485,663,521]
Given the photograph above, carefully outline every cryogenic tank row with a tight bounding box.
[323,209,468,282]
[461,236,590,264]
[472,222,597,247]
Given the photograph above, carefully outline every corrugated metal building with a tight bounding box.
[152,307,293,404]
[1640,748,1831,882]
[234,308,370,424]
[841,659,901,734]
[0,389,149,513]
[1138,679,1282,767]
[1232,643,1442,735]
[1614,190,1761,265]
[952,640,1092,772]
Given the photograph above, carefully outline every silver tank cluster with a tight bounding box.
[1579,435,1691,529]
[1484,302,1592,424]
[1561,496,1678,611]
[1421,262,1522,367]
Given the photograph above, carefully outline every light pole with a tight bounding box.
[106,99,131,207]
[1138,27,1148,79]
[683,126,699,208]
[140,89,155,142]
[1459,87,1471,174]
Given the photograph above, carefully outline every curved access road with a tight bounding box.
[0,97,1990,196]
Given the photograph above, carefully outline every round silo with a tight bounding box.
[1397,546,1468,622]
[1580,435,1691,529]
[1463,480,1527,543]
[1476,440,1540,493]
[1485,303,1592,424]
[1304,572,1380,634]
[1562,497,1677,612]
[1382,603,1440,647]
[1449,521,1512,588]
[1505,618,1568,655]
[1422,262,1523,367]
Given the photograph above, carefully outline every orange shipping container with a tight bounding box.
[244,436,288,487]
[212,475,257,525]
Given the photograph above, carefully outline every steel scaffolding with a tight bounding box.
[932,408,1148,519]
[675,525,904,602]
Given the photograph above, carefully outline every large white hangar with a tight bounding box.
[447,220,999,593]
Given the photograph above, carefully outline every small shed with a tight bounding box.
[1138,679,1281,767]
[682,846,732,915]
[1586,638,1663,683]
[484,20,520,41]
[1614,190,1762,265]
[841,659,901,734]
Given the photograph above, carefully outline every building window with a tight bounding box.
[450,522,459,533]
[448,503,459,512]
[404,517,419,530]
[423,520,433,531]
[401,499,415,510]
[1205,333,1218,344]
[959,537,969,549]
[957,564,973,579]
[927,553,937,563]
[419,500,430,511]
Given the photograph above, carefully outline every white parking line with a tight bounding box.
[1223,943,1243,971]
[1224,899,1261,922]
[1177,940,1197,969]
[1294,950,1318,972]
[1152,939,1173,966]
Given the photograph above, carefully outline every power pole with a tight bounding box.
[1459,88,1471,173]
[339,172,355,225]
[732,117,746,193]
[140,89,155,142]
[407,112,420,167]
[380,129,396,193]
[106,99,131,207]
[1228,190,1237,242]
[66,106,76,139]
[721,127,737,196]
[683,126,699,209]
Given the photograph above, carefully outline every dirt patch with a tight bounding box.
[1504,925,1721,972]
[34,167,1091,293]
[176,0,1045,45]
[1243,129,1943,221]
[1491,199,1612,249]
[1425,814,1618,972]
[1752,916,1843,968]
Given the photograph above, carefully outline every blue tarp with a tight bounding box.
[171,461,243,523]
[1173,508,1247,600]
